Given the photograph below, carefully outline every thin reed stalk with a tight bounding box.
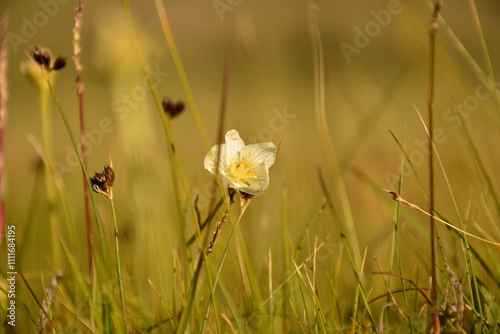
[153,0,209,148]
[428,1,442,332]
[73,0,94,275]
[39,68,61,267]
[109,188,126,321]
[119,4,220,333]
[307,5,362,273]
[467,0,500,113]
[185,57,231,334]
[45,80,108,266]
[308,5,373,330]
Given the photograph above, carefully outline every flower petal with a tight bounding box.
[204,143,224,175]
[204,130,246,174]
[240,142,277,168]
[223,129,245,163]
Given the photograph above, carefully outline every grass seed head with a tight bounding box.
[162,97,185,118]
[90,165,115,198]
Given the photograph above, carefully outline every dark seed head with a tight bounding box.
[31,46,53,69]
[90,171,108,194]
[90,165,115,196]
[41,50,51,68]
[31,46,46,66]
[52,56,67,71]
[104,165,115,187]
[162,97,185,118]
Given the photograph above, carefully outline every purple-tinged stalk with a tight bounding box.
[0,13,8,246]
[73,2,93,275]
[428,1,442,333]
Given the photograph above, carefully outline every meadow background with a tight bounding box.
[1,0,500,332]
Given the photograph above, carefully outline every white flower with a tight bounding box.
[204,129,277,196]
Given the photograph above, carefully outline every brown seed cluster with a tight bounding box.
[162,97,185,118]
[31,46,66,71]
[90,165,115,197]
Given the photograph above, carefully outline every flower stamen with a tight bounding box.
[226,158,256,186]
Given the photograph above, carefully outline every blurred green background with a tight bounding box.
[1,0,500,331]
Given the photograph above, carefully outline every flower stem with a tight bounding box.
[109,190,126,322]
[428,2,442,332]
[200,196,252,330]
[73,0,94,276]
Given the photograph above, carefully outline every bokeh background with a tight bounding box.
[1,0,500,331]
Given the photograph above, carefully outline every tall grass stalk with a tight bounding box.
[73,0,94,275]
[309,5,373,330]
[119,0,199,240]
[57,231,105,332]
[153,0,209,148]
[467,0,500,113]
[37,68,62,268]
[386,137,408,331]
[119,3,219,332]
[200,57,235,334]
[45,80,108,266]
[427,1,442,332]
[415,103,490,327]
[108,185,126,322]
[28,136,78,257]
[318,171,376,330]
[307,6,362,273]
[281,186,291,331]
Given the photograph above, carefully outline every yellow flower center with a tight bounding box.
[226,158,256,186]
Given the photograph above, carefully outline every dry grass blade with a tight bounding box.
[383,189,500,246]
[372,272,433,306]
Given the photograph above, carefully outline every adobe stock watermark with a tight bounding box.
[7,0,72,53]
[192,106,297,208]
[339,0,412,64]
[6,225,17,327]
[53,64,169,175]
[212,0,244,21]
[384,77,500,188]
[246,106,297,143]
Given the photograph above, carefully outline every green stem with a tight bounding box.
[45,80,109,267]
[40,81,61,267]
[153,0,209,149]
[109,191,126,321]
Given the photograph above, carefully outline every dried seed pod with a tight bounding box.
[31,46,45,65]
[162,97,185,118]
[104,165,115,187]
[90,165,115,197]
[31,46,51,68]
[41,50,51,68]
[90,171,108,194]
[52,56,67,70]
